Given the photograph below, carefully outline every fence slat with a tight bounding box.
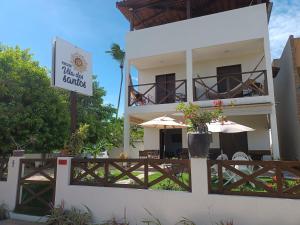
[207,159,300,199]
[70,158,191,192]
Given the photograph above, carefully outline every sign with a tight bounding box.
[58,159,68,166]
[52,37,93,96]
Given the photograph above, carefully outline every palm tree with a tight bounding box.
[106,43,125,118]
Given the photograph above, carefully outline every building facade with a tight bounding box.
[273,36,300,160]
[118,0,280,159]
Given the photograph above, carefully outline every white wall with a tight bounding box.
[55,157,300,225]
[126,4,269,60]
[228,115,270,151]
[274,37,300,160]
[0,157,22,210]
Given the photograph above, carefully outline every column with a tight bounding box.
[186,49,193,102]
[123,114,131,157]
[123,59,131,157]
[54,157,72,206]
[270,107,280,159]
[2,157,23,210]
[264,36,275,99]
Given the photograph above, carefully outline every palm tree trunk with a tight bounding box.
[116,65,124,118]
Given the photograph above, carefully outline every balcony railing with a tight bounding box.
[193,70,268,101]
[128,79,187,107]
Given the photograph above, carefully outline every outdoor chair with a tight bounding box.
[226,152,255,187]
[139,151,148,159]
[211,154,229,183]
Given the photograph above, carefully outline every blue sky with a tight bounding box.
[1,0,300,116]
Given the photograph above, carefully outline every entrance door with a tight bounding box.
[217,65,242,97]
[15,159,57,216]
[156,74,175,104]
[160,129,182,159]
[219,132,248,159]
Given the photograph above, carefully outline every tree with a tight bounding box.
[0,45,69,155]
[0,45,124,156]
[106,43,125,118]
[76,77,121,147]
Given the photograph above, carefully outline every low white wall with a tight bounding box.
[0,157,22,210]
[55,157,300,225]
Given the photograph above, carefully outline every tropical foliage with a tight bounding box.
[0,45,69,156]
[106,43,125,118]
[176,101,224,133]
[47,203,93,225]
[0,45,122,155]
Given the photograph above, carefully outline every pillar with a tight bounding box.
[186,49,193,102]
[123,59,131,157]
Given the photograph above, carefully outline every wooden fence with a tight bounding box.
[15,159,57,215]
[207,160,300,199]
[0,158,9,181]
[70,158,191,192]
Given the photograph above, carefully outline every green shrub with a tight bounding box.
[46,203,93,225]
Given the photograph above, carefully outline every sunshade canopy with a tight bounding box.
[207,120,255,133]
[140,116,187,129]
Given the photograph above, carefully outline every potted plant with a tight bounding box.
[176,100,224,158]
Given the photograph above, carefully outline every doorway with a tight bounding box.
[217,65,242,97]
[219,132,248,159]
[159,129,182,159]
[155,74,176,104]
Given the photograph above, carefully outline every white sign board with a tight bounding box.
[52,37,93,96]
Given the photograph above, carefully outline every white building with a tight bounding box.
[273,36,300,160]
[117,0,280,159]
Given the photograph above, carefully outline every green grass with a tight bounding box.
[148,172,190,191]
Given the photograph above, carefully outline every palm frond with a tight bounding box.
[106,43,125,65]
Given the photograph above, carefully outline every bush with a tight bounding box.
[46,203,93,225]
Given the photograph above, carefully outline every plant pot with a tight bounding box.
[188,133,212,158]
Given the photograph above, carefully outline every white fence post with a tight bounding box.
[190,158,208,196]
[0,157,23,210]
[54,157,72,206]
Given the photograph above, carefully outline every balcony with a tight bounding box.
[193,70,268,101]
[128,79,187,107]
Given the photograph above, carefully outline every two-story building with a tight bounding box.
[118,0,280,160]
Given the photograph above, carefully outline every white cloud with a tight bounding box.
[269,0,300,59]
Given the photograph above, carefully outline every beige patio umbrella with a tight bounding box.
[140,116,187,158]
[207,120,255,133]
[140,116,188,129]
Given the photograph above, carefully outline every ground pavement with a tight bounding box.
[0,220,44,225]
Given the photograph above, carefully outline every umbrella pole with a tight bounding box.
[164,125,166,159]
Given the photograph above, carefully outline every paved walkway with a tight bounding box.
[0,220,44,225]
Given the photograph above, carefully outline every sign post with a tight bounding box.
[52,37,93,134]
[70,91,77,134]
